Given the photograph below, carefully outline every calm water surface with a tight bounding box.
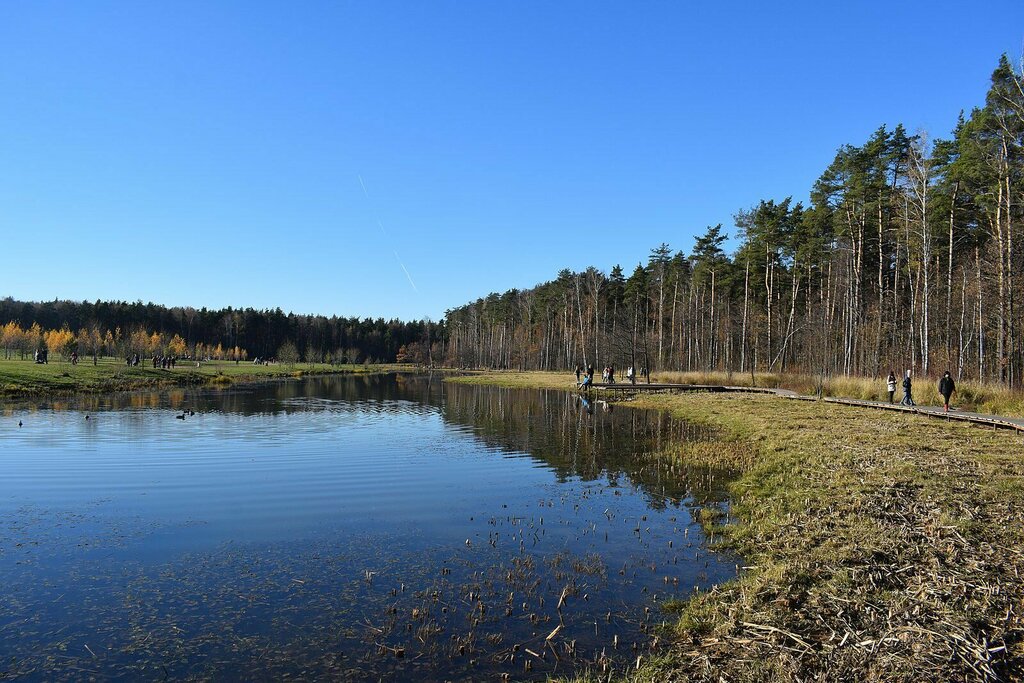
[1,373,736,681]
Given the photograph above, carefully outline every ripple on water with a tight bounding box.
[0,374,738,681]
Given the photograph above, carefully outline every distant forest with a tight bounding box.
[5,56,1024,382]
[0,297,439,364]
[442,55,1024,385]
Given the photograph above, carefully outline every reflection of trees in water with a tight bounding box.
[29,373,736,505]
[35,374,441,417]
[435,381,735,508]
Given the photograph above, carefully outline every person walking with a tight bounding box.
[938,371,956,412]
[627,366,635,384]
[574,365,581,383]
[900,370,916,407]
[886,370,897,404]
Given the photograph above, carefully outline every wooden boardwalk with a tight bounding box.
[587,382,1024,434]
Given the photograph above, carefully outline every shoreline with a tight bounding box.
[446,370,1024,681]
[0,359,419,402]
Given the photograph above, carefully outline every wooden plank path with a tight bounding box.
[587,382,1024,434]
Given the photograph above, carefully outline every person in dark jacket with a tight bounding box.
[574,365,581,383]
[938,371,956,412]
[900,370,916,406]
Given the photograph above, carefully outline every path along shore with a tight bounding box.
[587,381,1024,433]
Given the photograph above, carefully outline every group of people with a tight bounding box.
[574,363,645,389]
[886,369,957,412]
[153,355,178,369]
[574,364,595,389]
[571,362,959,411]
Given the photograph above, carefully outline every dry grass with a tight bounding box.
[448,368,1024,418]
[638,393,1024,681]
[446,370,572,391]
[652,370,1024,417]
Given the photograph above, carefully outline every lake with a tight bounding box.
[0,373,736,681]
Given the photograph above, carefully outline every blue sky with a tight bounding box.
[2,1,1022,321]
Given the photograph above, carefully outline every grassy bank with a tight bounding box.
[448,371,1024,681]
[0,357,416,399]
[653,369,1024,417]
[450,368,1024,417]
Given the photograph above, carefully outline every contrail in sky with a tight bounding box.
[358,174,419,293]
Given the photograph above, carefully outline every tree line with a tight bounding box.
[0,298,439,364]
[442,55,1024,385]
[5,55,1022,381]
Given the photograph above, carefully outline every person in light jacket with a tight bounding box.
[886,370,897,404]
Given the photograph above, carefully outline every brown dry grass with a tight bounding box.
[637,392,1024,682]
[652,369,1024,417]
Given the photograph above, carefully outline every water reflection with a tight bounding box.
[0,374,736,681]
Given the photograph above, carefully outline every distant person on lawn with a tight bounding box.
[900,370,916,407]
[886,370,897,404]
[938,371,956,412]
[574,365,581,383]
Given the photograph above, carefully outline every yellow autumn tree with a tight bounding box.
[148,332,164,356]
[45,327,76,359]
[130,328,149,357]
[168,334,187,357]
[1,321,22,359]
[26,323,43,356]
[75,328,91,358]
[77,326,103,362]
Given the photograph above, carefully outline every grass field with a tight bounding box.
[449,371,1024,681]
[451,367,1024,418]
[0,357,415,398]
[652,369,1024,417]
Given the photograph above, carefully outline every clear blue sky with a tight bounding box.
[2,1,1022,321]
